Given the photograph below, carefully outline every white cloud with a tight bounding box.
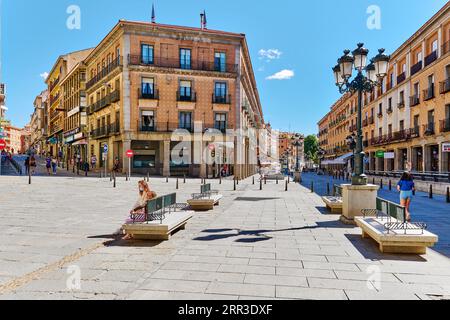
[266,69,295,80]
[259,49,282,61]
[40,72,49,80]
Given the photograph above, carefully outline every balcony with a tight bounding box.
[128,55,238,74]
[377,112,383,118]
[177,91,196,102]
[440,119,450,133]
[397,100,405,109]
[363,119,368,127]
[410,94,420,107]
[410,61,423,76]
[86,57,122,90]
[49,92,60,106]
[369,116,374,125]
[442,41,450,56]
[397,72,406,84]
[49,77,60,92]
[138,88,159,100]
[387,106,393,114]
[90,123,120,139]
[138,122,232,134]
[439,78,450,94]
[212,94,231,104]
[87,90,120,115]
[423,122,435,136]
[370,130,410,147]
[423,85,435,101]
[409,126,420,138]
[424,51,437,67]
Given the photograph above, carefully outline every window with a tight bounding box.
[214,82,227,103]
[400,120,404,131]
[432,39,438,53]
[378,103,383,115]
[215,113,227,131]
[214,52,226,72]
[379,128,382,137]
[428,74,434,88]
[414,115,420,129]
[179,112,192,131]
[180,49,191,70]
[388,98,392,109]
[402,63,406,73]
[141,110,155,131]
[179,81,192,101]
[133,155,155,169]
[399,91,405,104]
[141,78,155,96]
[414,82,420,96]
[428,110,435,125]
[116,47,121,63]
[141,44,154,64]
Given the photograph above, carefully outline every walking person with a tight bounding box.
[45,154,52,175]
[51,156,58,175]
[397,172,415,222]
[90,154,97,171]
[29,155,37,175]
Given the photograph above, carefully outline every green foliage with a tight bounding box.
[304,135,319,164]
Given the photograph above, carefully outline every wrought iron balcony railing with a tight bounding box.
[397,72,406,84]
[128,55,238,73]
[440,119,450,133]
[424,51,438,67]
[90,123,120,139]
[137,122,233,134]
[177,91,196,102]
[87,90,120,115]
[442,41,450,56]
[410,61,423,76]
[423,122,435,136]
[423,85,435,101]
[410,94,420,107]
[397,100,405,109]
[86,57,122,90]
[439,78,450,94]
[212,94,231,104]
[138,88,159,100]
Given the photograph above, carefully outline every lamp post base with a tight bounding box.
[294,171,302,183]
[351,174,368,186]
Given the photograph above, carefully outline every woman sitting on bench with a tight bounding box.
[122,180,157,240]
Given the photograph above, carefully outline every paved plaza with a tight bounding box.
[0,175,450,300]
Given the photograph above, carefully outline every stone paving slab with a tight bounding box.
[1,175,450,300]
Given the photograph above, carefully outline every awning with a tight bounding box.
[323,152,354,165]
[72,139,88,146]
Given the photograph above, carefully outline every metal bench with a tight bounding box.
[122,193,193,241]
[356,198,438,254]
[322,185,343,214]
[188,184,223,211]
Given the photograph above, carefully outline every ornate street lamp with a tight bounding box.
[291,134,304,175]
[333,43,390,185]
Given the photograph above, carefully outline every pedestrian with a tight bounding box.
[24,156,30,175]
[113,157,120,173]
[121,180,158,240]
[397,171,415,222]
[45,154,52,175]
[51,156,58,175]
[58,150,63,166]
[30,155,37,175]
[91,154,97,170]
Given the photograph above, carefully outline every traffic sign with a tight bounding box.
[126,150,134,158]
[0,139,6,150]
[103,144,108,153]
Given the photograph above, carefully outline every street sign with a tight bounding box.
[103,144,108,153]
[375,150,385,158]
[0,139,6,150]
[384,152,395,159]
[126,150,134,158]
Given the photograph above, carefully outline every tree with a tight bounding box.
[304,135,319,164]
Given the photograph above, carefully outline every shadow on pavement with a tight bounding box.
[345,234,427,262]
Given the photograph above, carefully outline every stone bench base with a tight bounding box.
[322,196,343,214]
[355,217,438,254]
[187,195,223,211]
[122,211,193,241]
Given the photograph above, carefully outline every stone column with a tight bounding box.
[341,184,380,224]
[439,142,444,173]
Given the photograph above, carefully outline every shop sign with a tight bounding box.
[443,143,450,153]
[65,135,74,143]
[375,150,385,158]
[384,152,395,159]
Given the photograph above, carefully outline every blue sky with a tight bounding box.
[1,0,448,134]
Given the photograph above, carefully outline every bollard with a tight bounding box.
[236,178,239,186]
[176,178,179,190]
[252,176,255,185]
[234,178,236,191]
[28,169,31,185]
[311,182,314,193]
[113,173,116,188]
[264,177,267,185]
[389,180,392,191]
[327,183,330,196]
[276,177,279,185]
[429,184,433,199]
[260,178,263,191]
[380,179,383,189]
[166,176,169,183]
[447,187,450,203]
[147,172,150,182]
[285,180,288,192]
[220,175,222,185]
[184,175,186,184]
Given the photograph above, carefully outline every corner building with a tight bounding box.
[85,20,264,178]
